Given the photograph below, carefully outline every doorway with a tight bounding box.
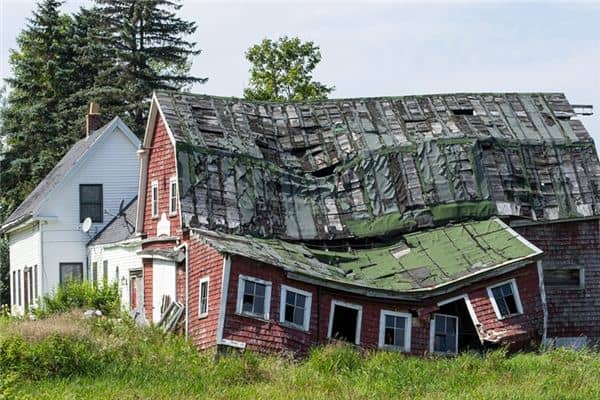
[328,300,362,344]
[129,270,143,314]
[434,296,482,353]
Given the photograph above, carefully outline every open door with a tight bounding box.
[433,296,483,354]
[129,270,144,314]
[152,260,176,323]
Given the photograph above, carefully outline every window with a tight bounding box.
[169,177,178,215]
[236,275,272,320]
[33,265,38,299]
[79,184,103,223]
[431,314,458,354]
[60,263,83,284]
[487,279,523,319]
[544,267,584,289]
[103,260,108,283]
[198,277,209,318]
[151,180,159,218]
[17,270,21,306]
[92,262,98,286]
[379,310,411,351]
[328,300,363,345]
[12,271,16,306]
[279,285,312,331]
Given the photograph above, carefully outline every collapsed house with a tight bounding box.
[135,91,599,354]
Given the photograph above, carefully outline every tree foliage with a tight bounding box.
[243,36,334,102]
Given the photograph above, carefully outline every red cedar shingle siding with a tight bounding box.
[186,237,224,349]
[516,219,600,339]
[222,256,543,355]
[143,259,153,321]
[143,116,180,238]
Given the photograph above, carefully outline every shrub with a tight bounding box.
[38,280,120,317]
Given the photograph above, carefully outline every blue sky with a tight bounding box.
[1,1,599,142]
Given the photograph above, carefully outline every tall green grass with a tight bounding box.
[2,314,600,399]
[38,280,120,317]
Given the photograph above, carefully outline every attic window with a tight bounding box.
[544,267,584,289]
[451,109,474,116]
[80,184,103,223]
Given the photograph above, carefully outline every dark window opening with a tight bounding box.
[331,304,359,343]
[92,262,98,286]
[311,164,338,178]
[451,109,474,116]
[103,260,108,283]
[80,184,103,223]
[491,283,520,317]
[60,263,83,284]
[438,300,482,352]
[544,268,583,288]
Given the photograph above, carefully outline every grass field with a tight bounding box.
[1,312,599,399]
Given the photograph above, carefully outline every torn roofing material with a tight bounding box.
[192,218,541,296]
[155,91,600,241]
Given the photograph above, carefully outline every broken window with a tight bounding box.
[236,275,271,320]
[328,300,362,345]
[379,310,411,351]
[198,277,209,318]
[279,285,312,331]
[79,184,103,223]
[487,279,523,319]
[431,313,458,354]
[544,267,584,289]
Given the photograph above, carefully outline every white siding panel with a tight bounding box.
[8,222,41,315]
[152,260,176,323]
[89,242,142,309]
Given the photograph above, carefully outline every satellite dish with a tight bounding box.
[82,217,93,233]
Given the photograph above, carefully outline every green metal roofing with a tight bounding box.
[192,218,541,296]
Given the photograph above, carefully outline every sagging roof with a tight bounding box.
[156,91,600,241]
[192,218,541,296]
[1,117,139,232]
[88,197,138,246]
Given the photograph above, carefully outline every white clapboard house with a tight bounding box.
[0,106,140,315]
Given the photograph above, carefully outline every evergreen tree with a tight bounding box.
[244,36,334,102]
[0,0,79,216]
[87,0,206,134]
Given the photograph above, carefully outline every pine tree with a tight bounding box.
[87,0,206,135]
[0,0,79,215]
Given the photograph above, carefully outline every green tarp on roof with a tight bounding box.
[192,218,541,296]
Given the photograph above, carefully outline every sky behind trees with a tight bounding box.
[1,0,599,142]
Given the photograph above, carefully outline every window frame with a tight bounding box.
[169,176,178,216]
[79,184,103,223]
[327,299,363,345]
[151,180,159,218]
[378,310,412,352]
[236,275,272,320]
[486,278,524,320]
[59,262,84,284]
[198,277,209,319]
[279,285,312,331]
[430,313,459,355]
[543,266,585,290]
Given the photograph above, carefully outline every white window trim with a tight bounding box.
[429,313,459,355]
[198,277,209,319]
[378,310,412,352]
[327,299,363,345]
[236,275,272,320]
[279,285,312,331]
[486,278,524,320]
[169,176,178,216]
[151,180,159,218]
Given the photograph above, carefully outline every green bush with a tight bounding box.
[38,280,120,317]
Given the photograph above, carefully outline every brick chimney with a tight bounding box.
[85,102,102,137]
